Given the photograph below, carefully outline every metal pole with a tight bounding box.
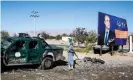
[100,45,102,56]
[122,45,123,54]
[30,11,39,37]
[129,36,133,53]
[34,17,36,36]
[111,45,114,56]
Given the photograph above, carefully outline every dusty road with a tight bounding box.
[1,52,133,80]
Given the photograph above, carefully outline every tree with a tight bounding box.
[69,33,73,37]
[85,30,97,52]
[55,34,62,40]
[72,27,88,46]
[86,30,97,44]
[62,33,67,37]
[40,31,50,40]
[1,30,9,40]
[49,35,55,39]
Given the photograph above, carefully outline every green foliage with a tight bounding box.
[40,31,50,39]
[86,30,97,44]
[74,48,88,53]
[69,34,73,37]
[71,28,97,54]
[86,44,93,53]
[49,36,55,39]
[72,27,88,45]
[85,30,97,53]
[71,27,97,48]
[62,33,68,37]
[55,35,62,40]
[74,44,92,53]
[38,32,69,40]
[1,30,9,40]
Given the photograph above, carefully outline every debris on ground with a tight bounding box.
[83,57,105,64]
[1,53,133,80]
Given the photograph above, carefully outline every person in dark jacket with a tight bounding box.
[98,15,115,45]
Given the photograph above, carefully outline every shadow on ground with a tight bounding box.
[53,60,68,67]
[1,64,40,73]
[2,58,68,73]
[2,60,68,73]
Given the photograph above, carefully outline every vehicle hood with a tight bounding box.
[49,44,63,50]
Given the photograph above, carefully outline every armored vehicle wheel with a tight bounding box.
[1,58,5,72]
[1,55,7,72]
[41,57,53,70]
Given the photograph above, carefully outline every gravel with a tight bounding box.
[1,53,133,80]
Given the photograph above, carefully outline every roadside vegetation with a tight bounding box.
[71,27,97,53]
[1,28,133,53]
[1,30,9,40]
[0,28,97,53]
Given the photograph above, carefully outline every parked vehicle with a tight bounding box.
[1,33,64,70]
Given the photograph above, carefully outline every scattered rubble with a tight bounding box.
[23,75,26,78]
[83,57,105,64]
[1,54,133,80]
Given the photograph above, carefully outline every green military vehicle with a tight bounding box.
[1,33,64,70]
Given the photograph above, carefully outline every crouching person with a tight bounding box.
[68,43,75,70]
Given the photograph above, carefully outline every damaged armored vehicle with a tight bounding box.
[1,33,64,70]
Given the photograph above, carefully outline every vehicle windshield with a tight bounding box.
[1,39,12,49]
[41,39,52,49]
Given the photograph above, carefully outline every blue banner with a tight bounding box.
[98,12,128,45]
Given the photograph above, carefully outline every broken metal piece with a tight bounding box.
[83,57,105,64]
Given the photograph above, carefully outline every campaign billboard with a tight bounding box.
[98,12,128,45]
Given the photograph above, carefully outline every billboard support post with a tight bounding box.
[119,45,124,54]
[111,45,114,56]
[129,36,133,53]
[122,45,123,54]
[100,45,102,56]
[98,12,128,55]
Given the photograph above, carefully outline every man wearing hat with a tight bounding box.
[67,42,75,70]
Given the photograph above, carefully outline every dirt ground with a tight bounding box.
[1,51,133,80]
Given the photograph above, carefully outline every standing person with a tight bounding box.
[37,33,43,39]
[68,43,75,70]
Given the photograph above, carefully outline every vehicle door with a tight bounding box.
[6,40,28,64]
[28,40,41,63]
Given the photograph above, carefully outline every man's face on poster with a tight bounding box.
[104,15,110,30]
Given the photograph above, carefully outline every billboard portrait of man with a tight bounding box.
[98,15,115,45]
[98,12,128,46]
